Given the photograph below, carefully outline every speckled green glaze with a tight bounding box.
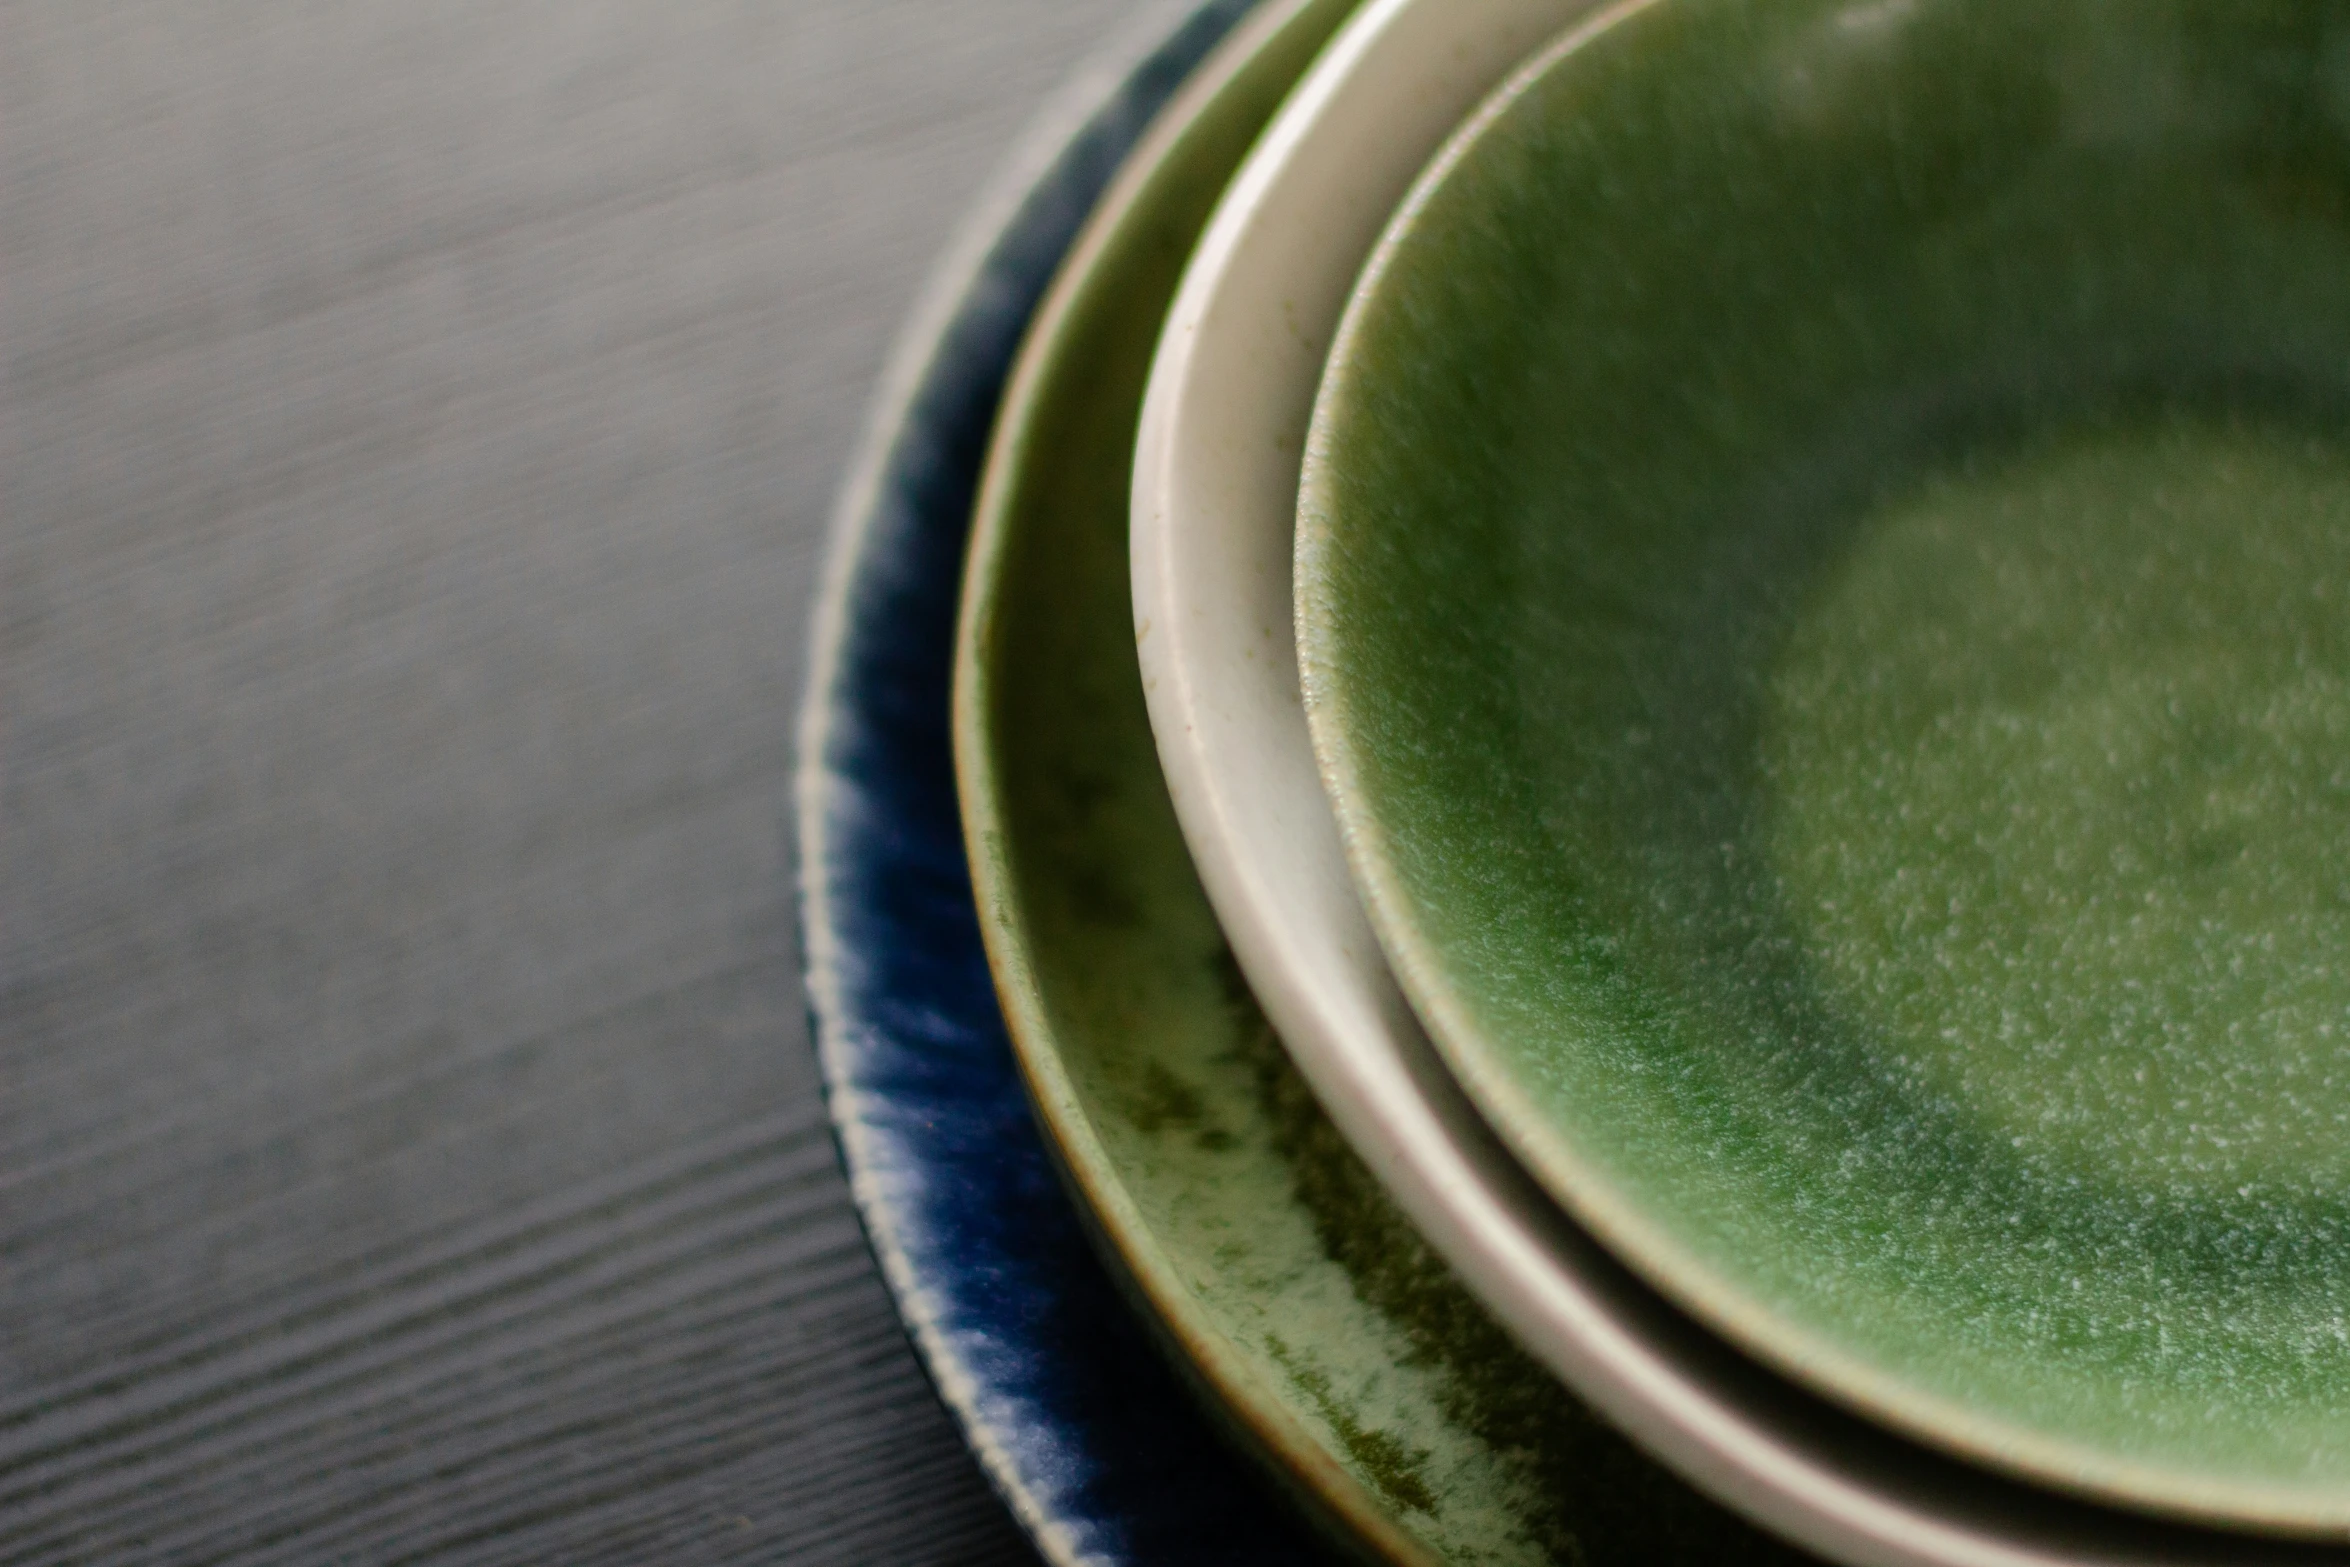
[1298,0,2350,1533]
[954,3,1811,1562]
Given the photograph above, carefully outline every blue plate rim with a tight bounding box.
[792,5,1325,1564]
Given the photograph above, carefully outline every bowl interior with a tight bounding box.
[1300,0,2350,1531]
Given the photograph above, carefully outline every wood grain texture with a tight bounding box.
[0,2,1151,1560]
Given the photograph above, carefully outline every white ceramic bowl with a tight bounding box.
[1129,2,2350,1563]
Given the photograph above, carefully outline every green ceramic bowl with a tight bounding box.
[1299,0,2350,1535]
[952,2,1813,1561]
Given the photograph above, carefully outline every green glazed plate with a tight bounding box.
[953,3,1810,1561]
[1299,0,2350,1534]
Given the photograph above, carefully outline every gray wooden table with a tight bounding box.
[0,3,1156,1560]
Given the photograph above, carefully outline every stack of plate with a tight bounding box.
[801,2,2350,1562]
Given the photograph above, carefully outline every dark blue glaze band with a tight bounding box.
[794,4,1326,1562]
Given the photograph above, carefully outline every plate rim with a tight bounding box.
[949,0,1438,1559]
[794,6,1316,1563]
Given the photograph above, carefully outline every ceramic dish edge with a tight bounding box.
[795,5,1330,1563]
[951,1,1430,1560]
